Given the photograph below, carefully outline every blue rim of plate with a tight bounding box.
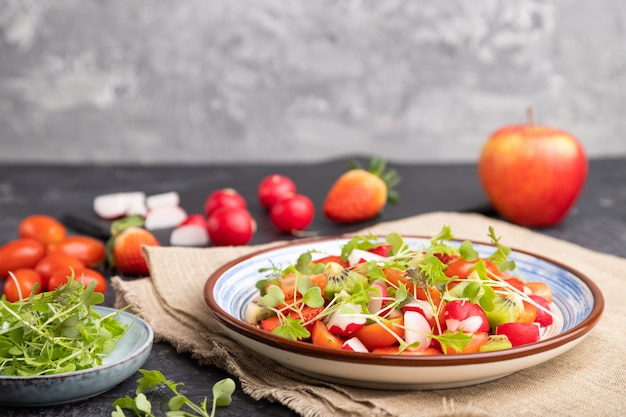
[205,235,605,366]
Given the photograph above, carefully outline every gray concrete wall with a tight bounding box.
[0,0,624,164]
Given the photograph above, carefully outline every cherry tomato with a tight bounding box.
[207,207,256,246]
[0,238,46,278]
[48,267,107,294]
[352,318,405,351]
[270,194,314,233]
[258,174,297,210]
[444,332,489,354]
[18,215,67,245]
[2,268,43,302]
[47,236,106,266]
[524,281,552,303]
[34,253,85,288]
[204,188,247,217]
[311,320,344,350]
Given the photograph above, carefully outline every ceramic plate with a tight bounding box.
[0,306,154,406]
[204,236,604,390]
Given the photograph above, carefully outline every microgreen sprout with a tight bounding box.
[0,276,126,376]
[112,369,236,417]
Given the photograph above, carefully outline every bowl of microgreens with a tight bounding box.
[204,226,604,390]
[0,278,153,406]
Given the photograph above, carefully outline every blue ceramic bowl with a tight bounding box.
[205,236,604,389]
[0,306,154,406]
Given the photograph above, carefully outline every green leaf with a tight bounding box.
[134,393,152,413]
[260,285,285,308]
[434,330,473,354]
[272,317,310,340]
[459,240,479,261]
[167,395,187,411]
[302,286,325,308]
[212,378,236,407]
[136,369,169,394]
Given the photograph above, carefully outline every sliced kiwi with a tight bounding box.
[323,262,368,300]
[479,335,513,352]
[484,296,519,331]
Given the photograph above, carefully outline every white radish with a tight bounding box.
[367,281,390,314]
[93,192,146,219]
[124,192,148,216]
[327,303,367,336]
[144,205,188,230]
[347,249,387,267]
[146,191,180,210]
[403,310,432,351]
[170,224,209,246]
[342,337,369,353]
[403,300,435,320]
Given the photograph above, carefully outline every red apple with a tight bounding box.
[478,116,588,227]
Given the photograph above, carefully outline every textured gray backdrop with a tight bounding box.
[0,0,624,164]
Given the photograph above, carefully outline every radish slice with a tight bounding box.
[125,192,148,216]
[342,337,369,353]
[367,281,389,314]
[347,249,386,267]
[403,310,432,350]
[146,191,180,210]
[145,205,188,230]
[94,192,146,220]
[179,213,208,228]
[170,224,209,246]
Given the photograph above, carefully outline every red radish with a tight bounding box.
[443,300,490,333]
[529,295,554,326]
[207,207,256,246]
[368,244,392,257]
[403,310,432,350]
[327,303,367,336]
[342,337,369,353]
[367,281,390,314]
[179,213,208,228]
[93,192,146,220]
[496,322,540,347]
[403,300,435,320]
[144,205,188,230]
[170,224,209,246]
[258,174,297,210]
[347,249,386,267]
[269,193,314,233]
[146,191,180,210]
[204,188,247,217]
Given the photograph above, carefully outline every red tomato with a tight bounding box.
[258,174,297,210]
[517,301,538,324]
[444,332,489,354]
[0,238,46,278]
[207,207,256,246]
[2,268,43,302]
[18,215,67,245]
[47,236,106,266]
[269,194,314,233]
[48,267,107,294]
[204,188,247,217]
[495,322,540,347]
[311,320,344,350]
[34,253,85,288]
[444,259,477,279]
[352,318,404,351]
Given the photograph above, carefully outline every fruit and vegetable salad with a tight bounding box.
[244,226,558,355]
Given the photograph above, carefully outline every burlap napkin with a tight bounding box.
[112,212,625,417]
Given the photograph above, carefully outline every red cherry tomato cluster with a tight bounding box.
[0,215,107,302]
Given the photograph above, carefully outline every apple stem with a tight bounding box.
[527,107,535,126]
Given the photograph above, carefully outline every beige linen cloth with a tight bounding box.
[112,212,625,417]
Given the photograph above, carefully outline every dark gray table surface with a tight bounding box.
[1,156,624,416]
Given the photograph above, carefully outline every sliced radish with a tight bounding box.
[367,281,390,314]
[327,303,367,336]
[403,310,432,350]
[347,249,386,267]
[93,192,146,220]
[179,213,208,228]
[145,205,188,230]
[146,191,180,210]
[342,337,369,353]
[124,192,148,216]
[403,300,435,320]
[170,224,209,246]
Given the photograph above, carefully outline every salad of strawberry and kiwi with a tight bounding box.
[244,226,558,355]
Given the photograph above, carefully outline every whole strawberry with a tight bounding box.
[323,158,400,223]
[111,226,160,275]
